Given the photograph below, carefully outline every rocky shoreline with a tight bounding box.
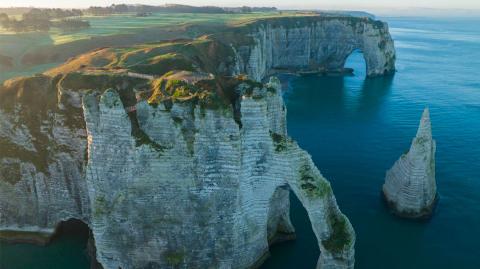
[0,14,397,269]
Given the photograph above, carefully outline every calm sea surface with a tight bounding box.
[264,17,480,269]
[1,17,480,269]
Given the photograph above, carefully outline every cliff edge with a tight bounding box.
[0,14,397,269]
[230,16,396,80]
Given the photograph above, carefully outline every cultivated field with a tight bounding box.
[0,11,309,83]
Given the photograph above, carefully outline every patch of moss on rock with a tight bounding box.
[322,211,353,253]
[270,132,287,152]
[93,195,109,217]
[0,160,22,185]
[148,76,233,113]
[298,162,332,198]
[164,250,185,266]
[266,86,277,94]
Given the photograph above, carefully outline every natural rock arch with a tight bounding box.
[264,163,356,269]
[282,156,355,269]
[266,185,296,246]
[343,49,367,74]
[231,17,396,80]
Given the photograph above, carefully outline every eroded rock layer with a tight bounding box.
[231,17,396,80]
[0,76,90,237]
[82,78,354,269]
[0,14,399,269]
[383,108,437,218]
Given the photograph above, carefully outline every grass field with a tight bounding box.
[0,11,307,83]
[48,12,303,45]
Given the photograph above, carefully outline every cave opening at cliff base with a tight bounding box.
[50,218,103,269]
[0,218,101,269]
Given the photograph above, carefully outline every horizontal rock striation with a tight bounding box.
[82,78,354,269]
[382,108,437,218]
[0,76,90,238]
[0,14,401,269]
[0,72,356,268]
[231,16,396,80]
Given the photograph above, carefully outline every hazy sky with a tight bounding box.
[1,0,480,11]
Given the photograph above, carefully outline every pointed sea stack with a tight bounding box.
[383,108,437,218]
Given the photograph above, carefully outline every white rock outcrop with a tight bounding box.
[382,108,437,218]
[232,17,396,80]
[0,77,90,237]
[0,15,401,269]
[82,78,355,269]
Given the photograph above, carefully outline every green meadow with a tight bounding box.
[0,11,306,83]
[49,12,296,45]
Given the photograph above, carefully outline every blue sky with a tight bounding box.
[1,0,480,9]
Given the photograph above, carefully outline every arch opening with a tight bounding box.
[266,185,296,247]
[262,189,320,269]
[344,49,368,77]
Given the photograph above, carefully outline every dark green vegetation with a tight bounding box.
[86,4,227,15]
[85,4,276,16]
[0,9,88,33]
[0,160,21,185]
[164,250,185,266]
[298,162,332,198]
[93,195,109,217]
[322,210,353,254]
[270,132,288,152]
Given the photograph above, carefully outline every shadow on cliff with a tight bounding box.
[51,219,104,269]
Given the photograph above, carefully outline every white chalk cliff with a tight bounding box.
[383,108,437,218]
[231,17,396,80]
[81,79,354,269]
[0,15,398,269]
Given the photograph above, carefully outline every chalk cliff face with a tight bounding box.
[82,78,354,269]
[231,17,396,80]
[0,75,355,268]
[0,14,399,269]
[0,76,90,237]
[383,108,437,218]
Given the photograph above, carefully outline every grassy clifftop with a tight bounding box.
[1,28,264,116]
[45,35,237,77]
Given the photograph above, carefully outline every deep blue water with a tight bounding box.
[2,17,480,269]
[263,17,480,269]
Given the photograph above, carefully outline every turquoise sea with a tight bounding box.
[264,17,480,269]
[1,17,480,269]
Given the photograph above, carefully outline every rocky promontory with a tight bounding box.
[383,108,437,218]
[231,16,396,79]
[0,15,397,269]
